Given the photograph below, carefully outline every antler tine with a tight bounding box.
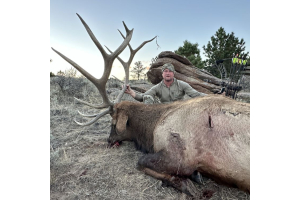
[97,21,133,107]
[104,45,130,76]
[51,48,97,85]
[51,47,113,108]
[104,45,130,85]
[52,47,111,108]
[53,14,135,126]
[76,14,132,60]
[76,13,133,107]
[104,45,130,104]
[104,45,126,68]
[74,97,108,109]
[118,29,133,52]
[109,21,134,58]
[117,30,157,74]
[134,36,157,54]
[74,108,111,126]
[118,30,157,62]
[106,31,157,104]
[76,13,108,59]
[77,110,98,118]
[115,35,157,103]
[122,21,130,35]
[104,45,130,86]
[51,47,112,109]
[117,29,157,56]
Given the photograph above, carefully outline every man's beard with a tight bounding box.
[164,77,173,82]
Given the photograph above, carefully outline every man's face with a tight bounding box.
[162,69,174,82]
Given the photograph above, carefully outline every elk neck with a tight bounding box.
[116,101,169,153]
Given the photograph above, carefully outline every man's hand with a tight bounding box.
[123,84,136,98]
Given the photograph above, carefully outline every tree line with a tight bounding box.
[129,27,250,80]
[175,27,249,78]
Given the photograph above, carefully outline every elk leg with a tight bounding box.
[138,152,199,196]
[141,167,200,197]
[138,151,192,175]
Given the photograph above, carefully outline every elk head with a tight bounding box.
[107,105,131,146]
[52,13,156,146]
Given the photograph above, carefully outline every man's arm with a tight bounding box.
[125,84,158,102]
[180,81,207,98]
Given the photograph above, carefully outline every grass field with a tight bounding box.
[50,76,250,200]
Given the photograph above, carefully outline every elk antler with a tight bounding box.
[52,14,133,126]
[105,30,157,103]
[52,14,156,126]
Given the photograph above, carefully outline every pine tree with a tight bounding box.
[174,40,204,69]
[131,61,147,80]
[202,27,249,78]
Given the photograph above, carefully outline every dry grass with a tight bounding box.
[50,77,250,200]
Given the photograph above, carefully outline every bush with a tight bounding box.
[51,76,92,97]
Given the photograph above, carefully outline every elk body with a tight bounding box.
[108,95,250,195]
[52,14,250,197]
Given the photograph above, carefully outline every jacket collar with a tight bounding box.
[161,78,177,88]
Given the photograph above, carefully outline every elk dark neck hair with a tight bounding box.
[121,102,170,153]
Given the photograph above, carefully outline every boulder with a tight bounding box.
[147,51,223,94]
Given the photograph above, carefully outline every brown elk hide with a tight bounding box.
[111,95,250,193]
[116,111,128,134]
[151,95,250,191]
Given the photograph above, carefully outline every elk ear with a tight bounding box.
[116,113,128,134]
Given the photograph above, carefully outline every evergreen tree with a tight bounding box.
[202,27,249,78]
[131,61,147,80]
[174,40,204,69]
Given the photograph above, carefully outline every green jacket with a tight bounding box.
[134,78,206,103]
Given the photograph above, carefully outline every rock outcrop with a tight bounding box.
[147,51,223,94]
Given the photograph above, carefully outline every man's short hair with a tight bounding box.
[161,63,175,73]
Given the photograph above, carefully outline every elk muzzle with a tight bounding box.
[107,125,122,148]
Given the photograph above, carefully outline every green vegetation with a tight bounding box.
[175,40,204,69]
[202,27,249,77]
[173,27,249,78]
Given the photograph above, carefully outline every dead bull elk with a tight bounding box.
[52,14,250,196]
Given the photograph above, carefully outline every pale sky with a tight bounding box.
[50,0,250,79]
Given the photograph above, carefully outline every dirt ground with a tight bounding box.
[50,76,250,200]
